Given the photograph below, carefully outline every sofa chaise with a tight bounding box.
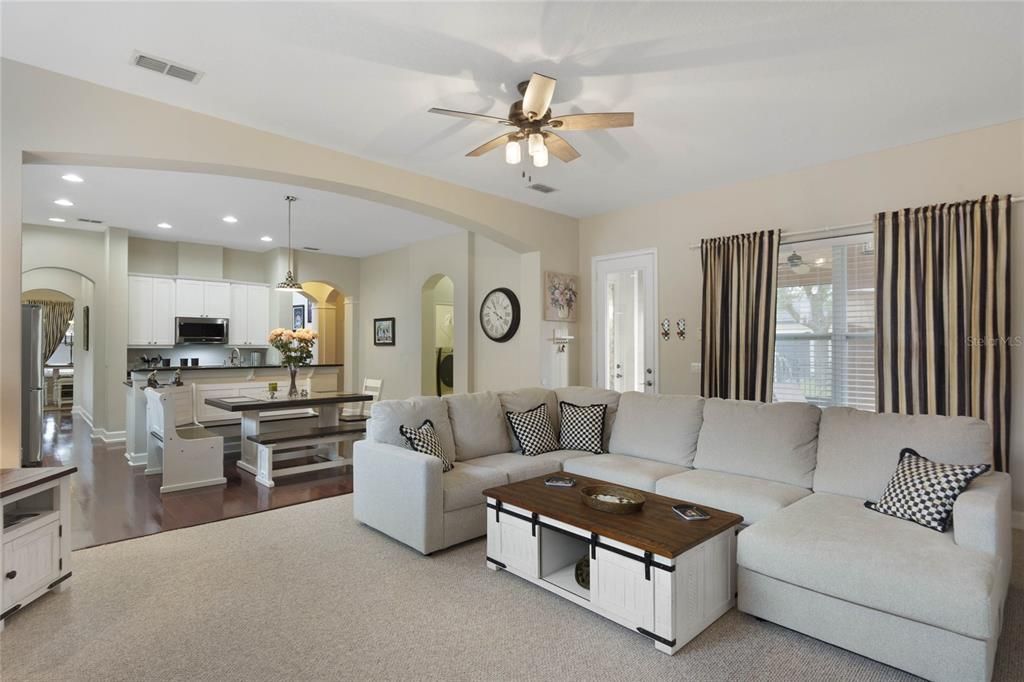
[353,387,1010,681]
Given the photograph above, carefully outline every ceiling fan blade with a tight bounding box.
[522,73,556,121]
[549,112,634,130]
[466,133,515,157]
[428,108,512,126]
[543,132,580,163]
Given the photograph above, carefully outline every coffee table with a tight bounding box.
[482,474,743,654]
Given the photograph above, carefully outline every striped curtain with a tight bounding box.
[24,300,75,362]
[875,195,1011,471]
[701,230,781,402]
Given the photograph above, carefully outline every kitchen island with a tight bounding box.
[124,364,344,467]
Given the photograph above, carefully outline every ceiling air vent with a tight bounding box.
[132,51,204,84]
[77,218,104,224]
[527,183,557,194]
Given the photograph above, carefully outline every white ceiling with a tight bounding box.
[3,2,1022,218]
[22,164,459,257]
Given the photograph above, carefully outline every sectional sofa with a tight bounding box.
[352,387,1011,681]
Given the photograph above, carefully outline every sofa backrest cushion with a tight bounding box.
[498,387,559,453]
[555,387,621,451]
[444,391,512,461]
[368,396,457,460]
[608,392,704,466]
[814,407,993,500]
[694,398,820,488]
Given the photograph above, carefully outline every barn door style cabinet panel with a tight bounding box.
[0,467,76,631]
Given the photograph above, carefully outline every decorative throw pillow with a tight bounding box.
[559,401,607,454]
[399,419,453,472]
[864,448,989,532]
[506,404,559,456]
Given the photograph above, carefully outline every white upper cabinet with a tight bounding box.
[229,283,270,346]
[128,275,175,347]
[176,279,231,318]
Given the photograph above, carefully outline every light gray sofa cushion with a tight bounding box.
[738,492,999,639]
[694,398,820,488]
[608,392,704,466]
[471,450,589,483]
[369,396,456,461]
[814,407,993,500]
[655,469,810,525]
[555,386,621,451]
[562,454,687,492]
[498,387,559,452]
[442,463,508,512]
[444,391,512,461]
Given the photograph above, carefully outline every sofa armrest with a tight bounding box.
[353,440,444,554]
[953,471,1011,564]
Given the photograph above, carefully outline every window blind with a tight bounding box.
[773,233,876,411]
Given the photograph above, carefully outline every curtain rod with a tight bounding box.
[687,195,1022,250]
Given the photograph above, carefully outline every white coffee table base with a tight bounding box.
[485,498,736,654]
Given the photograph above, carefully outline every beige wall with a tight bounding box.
[1,59,577,467]
[579,119,1024,508]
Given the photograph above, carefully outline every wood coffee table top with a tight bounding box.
[483,474,744,559]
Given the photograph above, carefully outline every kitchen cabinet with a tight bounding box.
[128,276,175,347]
[229,284,271,346]
[176,280,231,318]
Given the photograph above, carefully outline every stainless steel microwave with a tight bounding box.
[175,317,229,344]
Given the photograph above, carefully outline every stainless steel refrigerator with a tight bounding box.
[22,304,44,466]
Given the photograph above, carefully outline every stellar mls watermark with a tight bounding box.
[966,336,1023,347]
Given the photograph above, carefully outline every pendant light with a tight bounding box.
[275,195,304,291]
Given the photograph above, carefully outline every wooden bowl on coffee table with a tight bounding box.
[580,485,646,514]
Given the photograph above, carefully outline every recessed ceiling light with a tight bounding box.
[157,222,173,229]
[61,173,84,183]
[260,236,273,242]
[222,215,238,224]
[54,198,74,207]
[48,217,66,223]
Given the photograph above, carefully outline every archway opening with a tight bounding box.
[421,274,455,396]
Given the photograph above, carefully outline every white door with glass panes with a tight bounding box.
[593,250,657,393]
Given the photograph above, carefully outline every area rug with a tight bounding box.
[1,495,1019,681]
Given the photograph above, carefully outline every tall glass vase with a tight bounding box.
[287,365,299,398]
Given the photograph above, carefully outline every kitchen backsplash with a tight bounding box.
[127,345,266,369]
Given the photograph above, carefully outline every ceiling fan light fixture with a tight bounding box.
[532,144,549,168]
[528,132,544,156]
[505,139,521,165]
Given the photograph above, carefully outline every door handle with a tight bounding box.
[5,570,16,580]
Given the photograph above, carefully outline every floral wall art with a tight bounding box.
[544,271,579,322]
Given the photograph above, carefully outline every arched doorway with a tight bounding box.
[296,280,352,391]
[421,275,455,396]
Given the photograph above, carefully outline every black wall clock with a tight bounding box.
[479,287,520,343]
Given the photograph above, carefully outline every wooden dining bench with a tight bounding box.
[246,425,363,487]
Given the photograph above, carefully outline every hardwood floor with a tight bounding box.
[41,410,353,550]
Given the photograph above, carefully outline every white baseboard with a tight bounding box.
[71,405,94,428]
[1013,511,1024,531]
[95,429,127,443]
[124,451,148,467]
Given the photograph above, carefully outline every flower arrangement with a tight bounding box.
[268,327,317,367]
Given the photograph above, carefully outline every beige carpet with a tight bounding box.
[0,495,1020,681]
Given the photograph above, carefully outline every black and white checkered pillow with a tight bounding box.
[864,448,989,532]
[399,419,453,472]
[506,404,559,456]
[559,401,607,454]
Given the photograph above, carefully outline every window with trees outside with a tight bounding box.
[773,233,876,410]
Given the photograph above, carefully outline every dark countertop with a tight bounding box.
[1,466,78,499]
[129,363,343,375]
[204,392,372,412]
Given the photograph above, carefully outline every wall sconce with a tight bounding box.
[660,319,671,341]
[677,319,686,339]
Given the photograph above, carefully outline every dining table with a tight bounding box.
[203,391,373,480]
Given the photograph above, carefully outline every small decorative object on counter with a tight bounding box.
[146,370,159,389]
[676,319,686,339]
[661,318,671,341]
[300,388,309,398]
[173,368,184,387]
[268,327,318,398]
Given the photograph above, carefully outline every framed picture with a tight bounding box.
[81,305,90,351]
[544,271,579,322]
[292,305,305,330]
[374,317,396,346]
[307,301,314,323]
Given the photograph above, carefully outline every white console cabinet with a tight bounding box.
[1,467,75,631]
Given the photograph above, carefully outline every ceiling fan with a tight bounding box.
[428,73,634,168]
